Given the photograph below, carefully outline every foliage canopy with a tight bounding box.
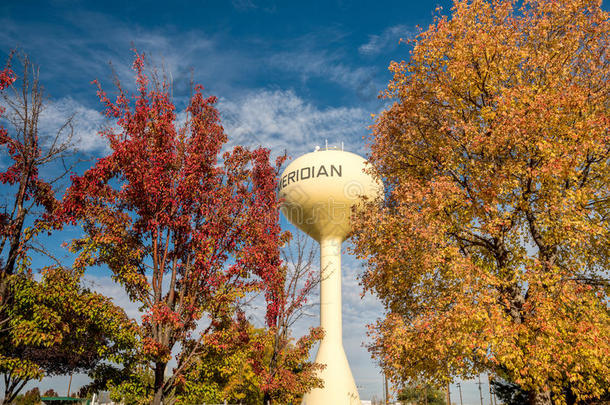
[351,0,610,404]
[59,51,287,405]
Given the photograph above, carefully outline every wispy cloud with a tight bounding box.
[34,87,373,159]
[219,89,371,158]
[269,49,381,101]
[0,95,109,166]
[40,97,110,153]
[232,0,277,12]
[232,0,258,11]
[83,274,141,320]
[359,24,415,56]
[1,9,382,114]
[0,13,245,103]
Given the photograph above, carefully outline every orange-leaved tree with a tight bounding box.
[351,1,609,404]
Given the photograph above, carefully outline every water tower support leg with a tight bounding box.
[320,237,343,344]
[302,237,360,405]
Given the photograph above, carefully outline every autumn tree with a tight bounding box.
[59,52,286,405]
[0,53,136,404]
[397,384,446,405]
[175,315,262,405]
[42,389,57,397]
[0,52,69,296]
[173,231,323,404]
[3,266,136,404]
[13,387,40,405]
[252,229,324,405]
[176,230,324,405]
[0,51,79,278]
[351,1,610,404]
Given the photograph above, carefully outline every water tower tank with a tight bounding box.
[278,147,383,405]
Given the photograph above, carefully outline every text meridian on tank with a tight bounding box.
[279,164,342,190]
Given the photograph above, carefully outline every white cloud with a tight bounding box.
[0,14,245,104]
[232,0,258,11]
[269,49,379,98]
[37,87,373,161]
[83,274,141,320]
[0,96,110,166]
[40,97,110,153]
[219,89,370,158]
[359,24,415,56]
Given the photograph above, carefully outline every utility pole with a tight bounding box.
[67,373,73,397]
[477,375,484,405]
[384,373,389,405]
[488,374,495,405]
[456,382,463,405]
[446,382,452,405]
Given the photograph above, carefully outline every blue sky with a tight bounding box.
[0,0,541,402]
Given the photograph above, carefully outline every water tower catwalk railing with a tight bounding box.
[278,146,383,405]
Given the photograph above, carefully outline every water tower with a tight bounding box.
[278,145,383,405]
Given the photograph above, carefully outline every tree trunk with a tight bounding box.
[5,203,26,277]
[152,361,167,405]
[529,389,552,405]
[2,375,27,405]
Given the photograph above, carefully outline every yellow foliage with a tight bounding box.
[352,0,610,403]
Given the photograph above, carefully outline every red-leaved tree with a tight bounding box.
[59,52,286,404]
[252,230,325,404]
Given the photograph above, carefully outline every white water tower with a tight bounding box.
[278,146,383,405]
